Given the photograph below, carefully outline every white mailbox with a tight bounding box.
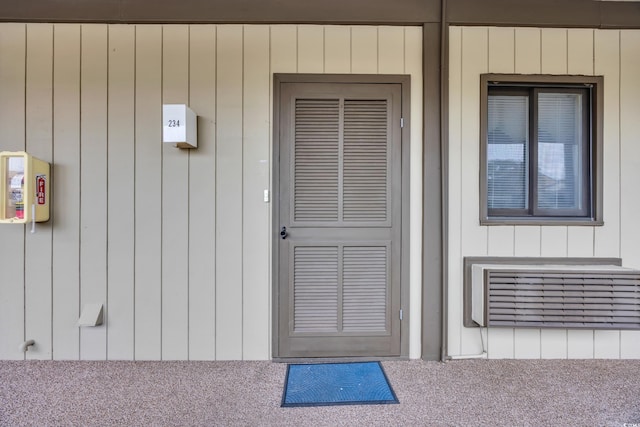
[163,104,197,149]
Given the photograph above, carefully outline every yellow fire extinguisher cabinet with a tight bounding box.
[0,151,50,224]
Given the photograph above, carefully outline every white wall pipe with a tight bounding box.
[446,328,488,360]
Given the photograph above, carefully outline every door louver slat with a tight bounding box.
[486,270,640,329]
[293,246,338,332]
[343,100,388,222]
[343,246,388,332]
[294,99,339,221]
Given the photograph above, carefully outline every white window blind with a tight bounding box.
[487,95,529,210]
[537,92,583,210]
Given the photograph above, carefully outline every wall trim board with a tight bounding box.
[1,0,639,29]
[447,0,640,29]
[422,22,444,361]
[0,0,439,24]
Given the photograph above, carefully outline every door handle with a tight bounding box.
[280,226,288,239]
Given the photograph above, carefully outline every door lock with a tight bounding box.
[280,226,288,239]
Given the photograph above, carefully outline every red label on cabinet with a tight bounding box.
[36,175,46,205]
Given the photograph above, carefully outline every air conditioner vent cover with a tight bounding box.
[481,269,640,329]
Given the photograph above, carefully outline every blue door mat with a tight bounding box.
[281,361,399,407]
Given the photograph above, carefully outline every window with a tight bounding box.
[480,74,603,225]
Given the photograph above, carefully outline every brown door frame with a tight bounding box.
[272,73,411,359]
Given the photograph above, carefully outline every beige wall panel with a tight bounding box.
[0,23,26,360]
[52,24,81,360]
[80,24,108,360]
[594,30,621,258]
[24,24,54,360]
[107,25,135,360]
[378,27,404,74]
[515,28,541,74]
[619,30,640,358]
[540,226,568,257]
[619,30,640,268]
[516,228,541,258]
[567,228,594,257]
[216,25,244,360]
[594,330,620,358]
[0,24,26,144]
[351,26,378,74]
[568,29,594,74]
[242,25,271,360]
[567,330,594,358]
[324,26,351,74]
[447,26,463,356]
[460,27,490,355]
[487,330,514,358]
[134,25,163,360]
[270,26,297,74]
[541,28,568,74]
[487,227,514,256]
[514,329,540,359]
[514,227,541,256]
[620,331,640,359]
[188,25,217,361]
[405,25,423,359]
[540,330,568,358]
[488,27,515,73]
[297,25,323,73]
[161,25,190,360]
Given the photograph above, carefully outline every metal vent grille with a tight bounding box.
[485,270,640,329]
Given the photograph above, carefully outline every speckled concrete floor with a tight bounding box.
[1,359,639,426]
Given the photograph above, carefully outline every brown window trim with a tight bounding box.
[479,74,604,226]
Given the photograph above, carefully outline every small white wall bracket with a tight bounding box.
[78,303,104,327]
[19,339,35,352]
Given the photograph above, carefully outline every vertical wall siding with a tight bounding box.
[449,26,640,359]
[0,24,423,360]
[52,24,81,360]
[0,24,26,360]
[25,24,54,360]
[619,30,640,358]
[108,25,136,360]
[134,25,163,360]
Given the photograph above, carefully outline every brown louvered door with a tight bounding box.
[278,82,402,357]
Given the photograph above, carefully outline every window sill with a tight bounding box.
[480,218,604,226]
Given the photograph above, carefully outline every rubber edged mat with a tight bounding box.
[281,361,399,407]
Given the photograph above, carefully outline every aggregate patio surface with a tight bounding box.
[0,359,639,426]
